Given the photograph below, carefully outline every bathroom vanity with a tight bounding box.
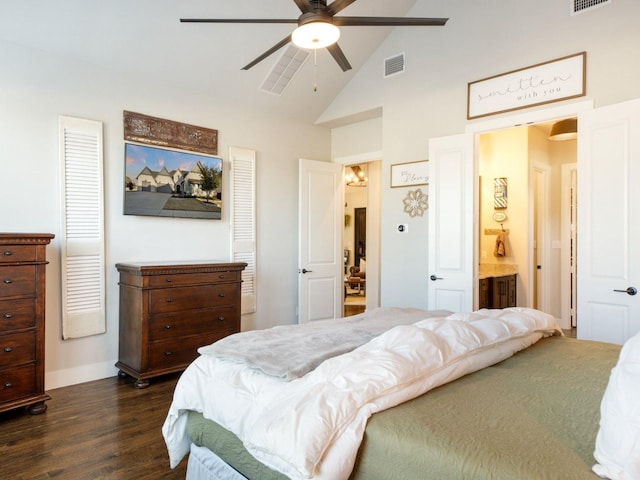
[478,264,517,309]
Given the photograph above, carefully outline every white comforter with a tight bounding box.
[163,307,561,479]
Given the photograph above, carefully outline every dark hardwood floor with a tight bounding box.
[0,373,187,479]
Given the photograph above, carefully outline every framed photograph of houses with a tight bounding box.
[124,143,223,219]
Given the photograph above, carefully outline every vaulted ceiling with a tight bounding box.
[1,0,424,124]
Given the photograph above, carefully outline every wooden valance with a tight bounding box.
[123,110,218,155]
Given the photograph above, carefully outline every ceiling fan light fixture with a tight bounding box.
[549,118,578,141]
[292,20,340,49]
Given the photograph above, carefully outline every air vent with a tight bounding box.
[260,45,310,96]
[384,53,405,78]
[571,0,611,15]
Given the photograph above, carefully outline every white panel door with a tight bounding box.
[577,98,640,344]
[428,133,475,312]
[298,159,343,323]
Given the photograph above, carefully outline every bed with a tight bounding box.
[162,307,639,480]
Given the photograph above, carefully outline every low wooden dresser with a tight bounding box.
[115,261,246,388]
[0,233,54,414]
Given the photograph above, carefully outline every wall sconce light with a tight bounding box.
[549,118,578,141]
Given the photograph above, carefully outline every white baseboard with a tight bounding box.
[45,360,119,391]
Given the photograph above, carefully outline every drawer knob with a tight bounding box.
[164,351,173,356]
[165,324,173,330]
[4,346,12,353]
[165,298,173,303]
[166,278,172,283]
[3,250,12,257]
[218,316,226,322]
[3,279,12,284]
[4,382,12,388]
[4,313,12,319]
[219,293,225,298]
[218,274,226,279]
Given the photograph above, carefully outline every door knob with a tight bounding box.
[613,287,638,296]
[301,268,313,274]
[430,275,443,281]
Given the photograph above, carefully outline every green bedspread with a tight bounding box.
[186,336,620,480]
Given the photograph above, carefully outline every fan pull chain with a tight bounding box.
[313,49,318,92]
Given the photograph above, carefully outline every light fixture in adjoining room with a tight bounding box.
[291,15,340,49]
[549,118,578,141]
[345,165,367,187]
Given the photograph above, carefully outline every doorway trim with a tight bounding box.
[532,163,550,313]
[465,100,593,135]
[561,163,577,328]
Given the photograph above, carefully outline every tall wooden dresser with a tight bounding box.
[115,261,246,388]
[0,233,54,415]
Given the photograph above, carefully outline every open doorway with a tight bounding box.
[344,165,368,316]
[477,119,577,330]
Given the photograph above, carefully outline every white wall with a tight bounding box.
[331,117,382,160]
[0,39,330,389]
[321,0,640,310]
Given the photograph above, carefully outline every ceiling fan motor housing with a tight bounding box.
[298,11,334,27]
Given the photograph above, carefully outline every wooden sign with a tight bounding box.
[123,111,218,155]
[467,52,586,120]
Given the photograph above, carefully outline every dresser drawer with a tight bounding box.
[0,245,37,264]
[148,270,240,288]
[149,284,237,314]
[148,332,229,370]
[0,265,36,298]
[0,331,36,368]
[0,364,36,403]
[149,306,237,341]
[0,299,35,332]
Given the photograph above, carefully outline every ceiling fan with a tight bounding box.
[181,0,448,72]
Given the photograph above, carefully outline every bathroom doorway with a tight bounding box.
[478,120,576,329]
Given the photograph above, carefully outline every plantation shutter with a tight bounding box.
[59,116,106,339]
[229,147,256,314]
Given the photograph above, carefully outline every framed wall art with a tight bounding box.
[467,52,586,120]
[124,143,223,220]
[390,161,429,188]
[123,110,218,155]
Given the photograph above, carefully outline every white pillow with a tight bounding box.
[593,331,640,479]
[359,258,366,274]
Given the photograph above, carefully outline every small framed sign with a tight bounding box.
[390,161,429,188]
[467,52,586,120]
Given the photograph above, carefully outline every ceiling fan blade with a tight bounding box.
[241,35,292,70]
[326,43,352,72]
[180,18,298,24]
[333,16,449,26]
[326,0,358,17]
[293,0,315,14]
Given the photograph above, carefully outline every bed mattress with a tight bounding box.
[184,335,620,480]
